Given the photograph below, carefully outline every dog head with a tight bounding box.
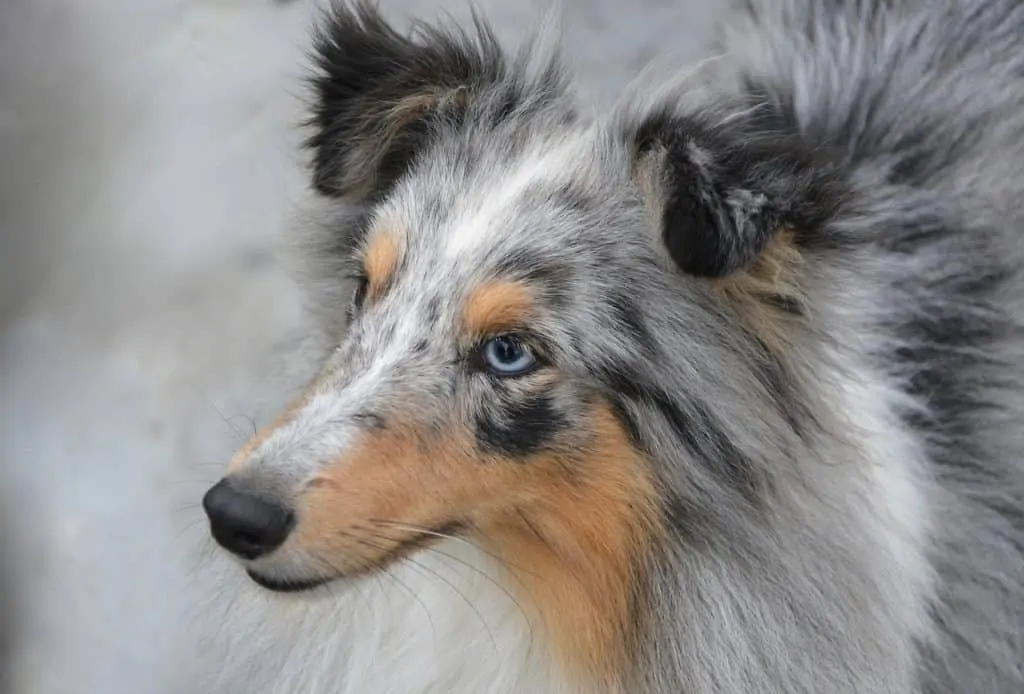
[203,1,843,683]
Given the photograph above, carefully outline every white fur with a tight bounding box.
[445,136,587,258]
[832,357,939,666]
[186,538,573,694]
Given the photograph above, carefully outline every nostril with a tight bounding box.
[202,479,295,560]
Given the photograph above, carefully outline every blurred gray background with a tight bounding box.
[0,0,718,691]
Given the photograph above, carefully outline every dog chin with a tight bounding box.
[246,569,335,593]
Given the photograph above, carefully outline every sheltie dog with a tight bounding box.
[197,1,1024,691]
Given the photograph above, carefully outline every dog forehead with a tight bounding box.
[378,129,595,266]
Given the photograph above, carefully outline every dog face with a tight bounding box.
[203,1,840,682]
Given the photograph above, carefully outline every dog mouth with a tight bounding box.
[244,521,468,593]
[246,570,334,593]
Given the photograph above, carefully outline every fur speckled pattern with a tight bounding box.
[194,1,1024,692]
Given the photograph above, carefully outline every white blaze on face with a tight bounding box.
[444,135,588,258]
[251,359,391,481]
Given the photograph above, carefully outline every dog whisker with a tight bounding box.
[355,536,499,657]
[366,529,532,605]
[320,546,439,647]
[209,401,252,442]
[363,527,538,664]
[367,518,542,579]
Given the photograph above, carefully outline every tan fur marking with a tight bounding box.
[362,231,402,301]
[231,364,660,692]
[482,406,660,690]
[376,89,470,141]
[290,423,467,572]
[461,281,535,338]
[632,145,671,237]
[293,402,658,691]
[711,229,806,350]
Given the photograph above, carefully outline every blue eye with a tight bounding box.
[481,336,538,376]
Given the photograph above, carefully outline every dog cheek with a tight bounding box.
[475,393,569,458]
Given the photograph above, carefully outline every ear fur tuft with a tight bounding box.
[305,1,567,201]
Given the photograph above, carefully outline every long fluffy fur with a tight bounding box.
[192,1,1024,692]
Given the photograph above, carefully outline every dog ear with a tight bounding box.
[306,2,505,200]
[629,111,841,278]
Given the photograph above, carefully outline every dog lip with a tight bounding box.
[244,521,469,591]
[246,570,334,593]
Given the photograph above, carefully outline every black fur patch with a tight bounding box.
[607,394,645,448]
[608,291,657,356]
[425,297,441,325]
[553,182,594,214]
[307,3,498,198]
[476,394,567,458]
[630,108,846,277]
[748,334,814,438]
[893,268,1015,435]
[597,364,762,502]
[660,490,720,549]
[654,393,760,502]
[351,411,387,431]
[307,2,565,200]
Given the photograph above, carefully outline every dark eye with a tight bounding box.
[479,336,538,377]
[350,276,369,316]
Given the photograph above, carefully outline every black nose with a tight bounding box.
[202,479,294,559]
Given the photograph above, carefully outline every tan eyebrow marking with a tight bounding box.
[461,281,535,337]
[362,231,403,300]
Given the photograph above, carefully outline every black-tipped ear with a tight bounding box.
[306,2,505,199]
[631,112,842,277]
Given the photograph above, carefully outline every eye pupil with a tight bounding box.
[493,337,520,363]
